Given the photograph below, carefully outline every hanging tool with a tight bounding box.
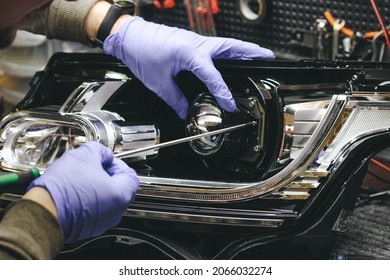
[324,10,390,40]
[196,0,208,34]
[184,0,217,36]
[114,121,257,159]
[196,0,216,36]
[314,19,328,59]
[153,0,175,9]
[202,0,217,36]
[0,168,40,189]
[332,18,345,60]
[184,0,196,31]
[185,0,202,34]
[210,0,219,15]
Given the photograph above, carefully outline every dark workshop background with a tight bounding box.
[149,0,390,60]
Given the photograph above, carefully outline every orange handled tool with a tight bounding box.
[153,0,175,9]
[210,0,219,15]
[324,10,390,39]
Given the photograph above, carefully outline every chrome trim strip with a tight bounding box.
[123,208,284,228]
[0,193,284,228]
[138,176,247,189]
[267,192,311,200]
[287,182,320,188]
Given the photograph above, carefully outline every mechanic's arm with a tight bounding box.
[0,142,139,259]
[0,191,62,259]
[23,0,100,46]
[25,0,274,118]
[86,1,274,119]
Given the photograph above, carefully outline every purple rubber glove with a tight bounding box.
[27,142,139,243]
[103,16,275,119]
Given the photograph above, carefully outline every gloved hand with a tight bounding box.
[104,16,275,119]
[27,142,139,244]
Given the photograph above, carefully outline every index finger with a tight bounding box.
[191,57,236,112]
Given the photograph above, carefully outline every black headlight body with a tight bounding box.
[1,53,389,259]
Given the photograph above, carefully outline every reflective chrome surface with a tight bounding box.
[1,120,86,170]
[59,81,126,114]
[0,81,161,170]
[185,94,224,156]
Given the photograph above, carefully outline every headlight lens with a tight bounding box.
[1,120,87,171]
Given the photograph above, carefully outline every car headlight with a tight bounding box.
[1,53,389,235]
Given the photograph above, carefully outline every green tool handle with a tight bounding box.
[0,168,41,189]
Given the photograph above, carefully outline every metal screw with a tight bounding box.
[245,88,250,95]
[249,100,255,109]
[351,74,359,81]
[253,145,260,152]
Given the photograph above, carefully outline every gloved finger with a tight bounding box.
[154,79,189,119]
[105,157,138,184]
[191,57,236,112]
[209,38,275,60]
[75,141,114,167]
[104,157,129,176]
[105,158,139,202]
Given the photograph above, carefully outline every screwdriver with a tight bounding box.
[114,121,257,159]
[0,168,40,189]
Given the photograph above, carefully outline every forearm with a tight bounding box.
[23,0,100,46]
[0,199,63,259]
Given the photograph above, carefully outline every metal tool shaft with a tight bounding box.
[114,121,256,159]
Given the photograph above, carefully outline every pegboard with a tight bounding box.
[148,0,390,59]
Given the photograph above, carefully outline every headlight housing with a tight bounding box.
[1,53,389,239]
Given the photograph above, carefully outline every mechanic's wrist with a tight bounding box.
[86,1,132,41]
[23,187,58,220]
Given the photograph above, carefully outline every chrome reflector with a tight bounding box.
[3,122,85,169]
